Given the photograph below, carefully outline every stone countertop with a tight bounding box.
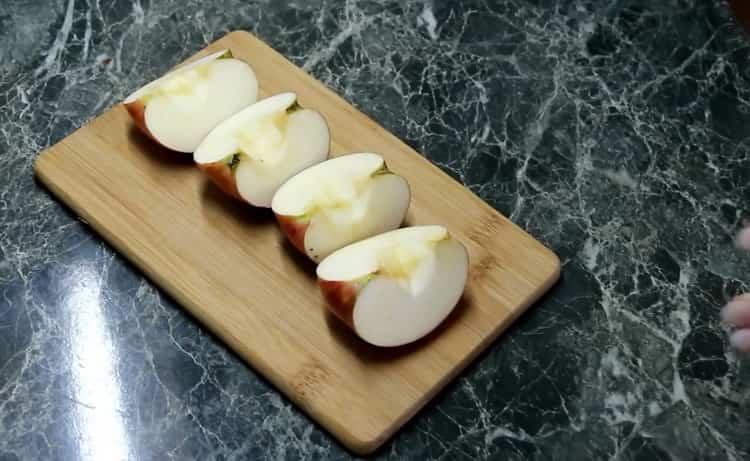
[1,1,749,459]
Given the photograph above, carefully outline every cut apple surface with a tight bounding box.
[123,50,258,153]
[272,153,410,262]
[194,92,330,207]
[317,225,469,347]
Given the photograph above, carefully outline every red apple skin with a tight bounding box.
[276,214,309,255]
[319,280,358,328]
[123,100,159,144]
[198,162,243,200]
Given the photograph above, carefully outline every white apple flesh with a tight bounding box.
[316,225,469,347]
[271,153,410,262]
[193,92,331,207]
[123,49,258,153]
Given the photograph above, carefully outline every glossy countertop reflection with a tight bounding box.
[2,1,750,459]
[65,264,128,460]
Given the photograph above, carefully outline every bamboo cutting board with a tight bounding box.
[34,31,560,454]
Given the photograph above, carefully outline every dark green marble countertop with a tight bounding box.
[1,1,749,459]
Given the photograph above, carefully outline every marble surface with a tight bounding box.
[1,0,749,459]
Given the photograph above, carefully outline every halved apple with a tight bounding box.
[271,153,410,262]
[317,225,469,347]
[194,92,330,207]
[123,49,258,153]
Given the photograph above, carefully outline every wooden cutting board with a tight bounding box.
[34,31,560,454]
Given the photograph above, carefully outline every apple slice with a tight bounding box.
[271,153,410,262]
[194,92,330,207]
[317,225,469,347]
[123,49,258,153]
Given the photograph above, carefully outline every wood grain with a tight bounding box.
[33,31,560,454]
